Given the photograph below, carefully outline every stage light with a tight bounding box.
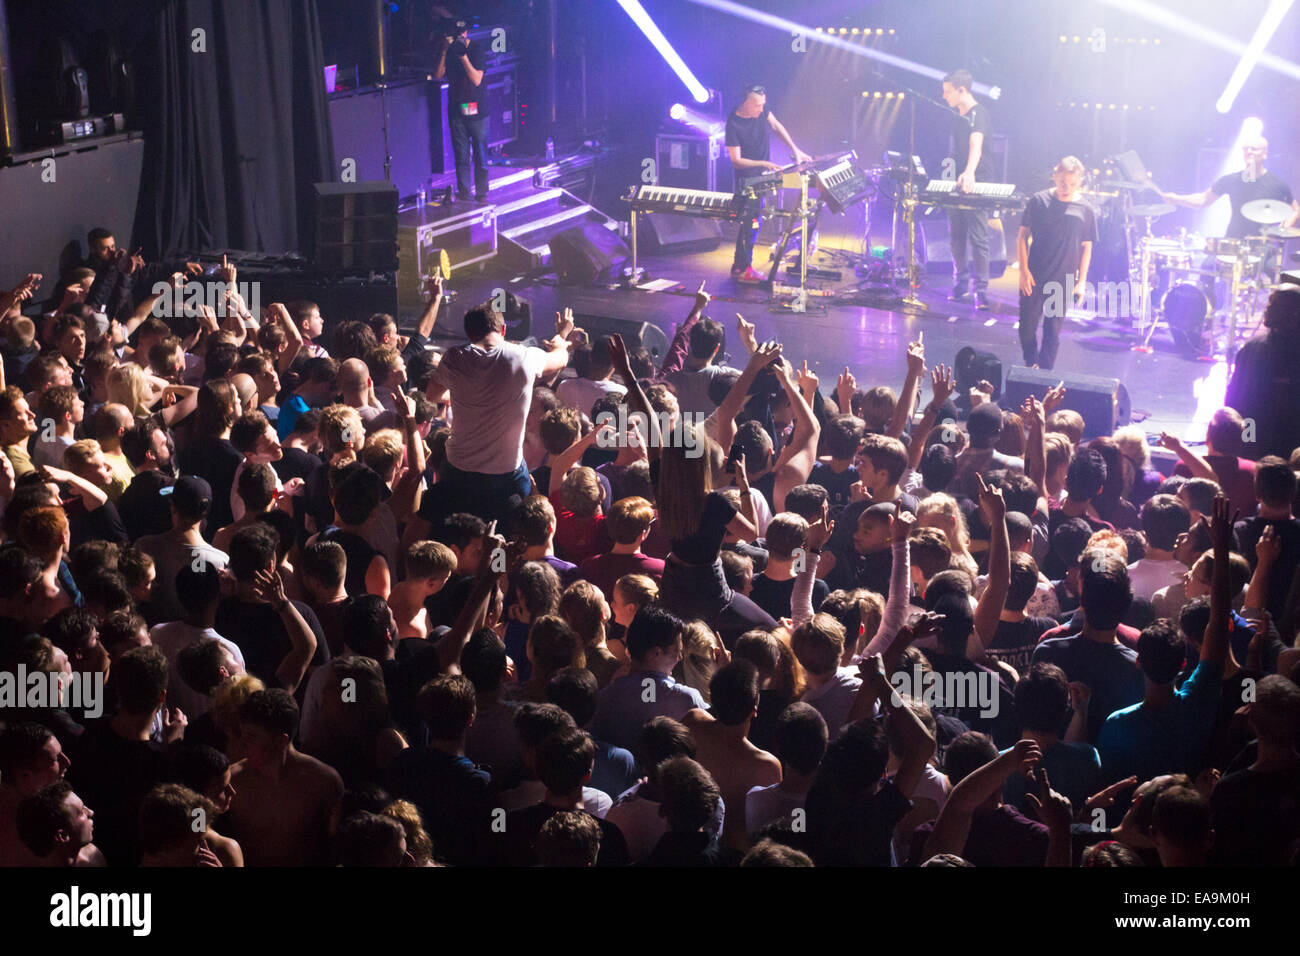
[684,0,997,95]
[898,92,905,100]
[1098,0,1300,81]
[670,103,686,120]
[987,86,1002,100]
[616,0,710,103]
[1215,0,1294,114]
[1243,116,1264,137]
[1203,116,1266,235]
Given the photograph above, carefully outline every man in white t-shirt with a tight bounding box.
[426,303,575,525]
[1128,493,1191,602]
[149,564,246,719]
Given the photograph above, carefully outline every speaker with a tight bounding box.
[638,213,724,254]
[311,181,399,273]
[1003,366,1130,440]
[550,223,631,285]
[571,312,670,363]
[920,214,1008,279]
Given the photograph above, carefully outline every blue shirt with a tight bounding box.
[276,394,310,441]
[592,671,707,751]
[1096,659,1223,786]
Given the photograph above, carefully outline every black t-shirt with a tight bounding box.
[808,461,857,520]
[670,491,736,565]
[215,597,329,688]
[725,107,771,164]
[1210,764,1300,865]
[749,573,829,621]
[639,830,741,867]
[68,722,169,867]
[117,470,173,542]
[951,102,994,181]
[273,447,319,485]
[805,777,911,866]
[384,747,497,866]
[1225,332,1300,461]
[1211,169,1293,239]
[1022,189,1099,282]
[446,38,488,114]
[1234,515,1300,624]
[987,616,1057,674]
[320,527,382,598]
[177,436,242,532]
[827,545,893,597]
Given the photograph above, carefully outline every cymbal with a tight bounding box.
[1241,198,1292,225]
[1264,225,1300,239]
[1130,203,1174,217]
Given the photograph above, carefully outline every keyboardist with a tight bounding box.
[941,69,995,310]
[725,84,813,283]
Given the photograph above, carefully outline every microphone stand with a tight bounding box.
[890,79,952,311]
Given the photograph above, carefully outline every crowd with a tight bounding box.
[0,230,1297,868]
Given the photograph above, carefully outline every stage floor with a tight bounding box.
[439,241,1241,443]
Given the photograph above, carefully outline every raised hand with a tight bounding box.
[890,503,915,543]
[735,312,758,354]
[746,340,782,372]
[607,332,633,379]
[252,568,288,607]
[1209,493,1235,553]
[426,274,445,300]
[1067,680,1091,713]
[1085,775,1138,813]
[906,337,925,374]
[1020,394,1045,432]
[1042,381,1066,415]
[1255,523,1280,566]
[796,359,819,398]
[554,307,576,341]
[218,253,236,285]
[694,280,711,312]
[929,363,955,407]
[1025,766,1073,830]
[975,472,1006,523]
[1010,738,1042,776]
[806,515,835,553]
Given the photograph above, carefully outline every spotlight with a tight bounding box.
[616,0,710,103]
[1243,116,1264,137]
[670,103,686,120]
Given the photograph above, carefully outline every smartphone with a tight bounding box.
[725,442,742,474]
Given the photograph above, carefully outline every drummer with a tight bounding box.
[1159,135,1298,238]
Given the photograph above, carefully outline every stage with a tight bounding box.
[437,237,1237,443]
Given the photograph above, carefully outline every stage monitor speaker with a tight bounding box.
[570,312,670,363]
[920,215,1008,279]
[550,223,631,285]
[312,181,399,273]
[638,213,724,254]
[1003,366,1130,441]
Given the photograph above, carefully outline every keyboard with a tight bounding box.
[920,179,1025,211]
[624,185,744,220]
[815,157,876,214]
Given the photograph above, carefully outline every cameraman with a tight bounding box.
[432,6,488,202]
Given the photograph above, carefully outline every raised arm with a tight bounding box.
[864,654,934,798]
[1157,431,1218,482]
[268,302,304,373]
[1020,395,1047,496]
[924,740,1040,861]
[705,341,781,451]
[608,333,662,451]
[861,508,915,659]
[388,389,426,523]
[259,570,318,694]
[908,365,954,473]
[42,464,108,512]
[793,515,833,627]
[659,286,711,377]
[1200,494,1234,667]
[436,532,508,673]
[886,337,926,439]
[969,474,1009,658]
[771,360,821,513]
[548,425,605,500]
[537,308,578,378]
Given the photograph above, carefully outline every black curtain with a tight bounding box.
[132,0,335,259]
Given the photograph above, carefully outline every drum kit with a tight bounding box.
[1133,197,1299,358]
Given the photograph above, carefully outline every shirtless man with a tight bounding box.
[227,689,343,867]
[389,540,456,639]
[14,780,105,867]
[682,660,782,852]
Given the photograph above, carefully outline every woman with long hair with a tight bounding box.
[107,362,199,426]
[916,493,979,582]
[558,580,621,688]
[1087,436,1140,530]
[300,655,407,787]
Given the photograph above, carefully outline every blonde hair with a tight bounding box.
[362,428,405,478]
[1085,529,1128,562]
[107,363,153,418]
[382,799,439,866]
[63,438,103,475]
[1111,425,1151,471]
[558,580,607,650]
[917,492,972,553]
[678,621,722,702]
[560,466,603,518]
[319,404,365,455]
[613,573,658,609]
[211,673,265,761]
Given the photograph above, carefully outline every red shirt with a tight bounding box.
[1175,456,1256,517]
[576,552,666,599]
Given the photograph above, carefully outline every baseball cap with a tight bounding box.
[161,474,213,515]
